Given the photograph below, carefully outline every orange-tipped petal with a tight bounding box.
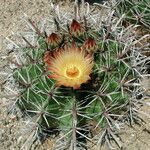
[44,51,52,65]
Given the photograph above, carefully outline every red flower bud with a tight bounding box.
[70,19,85,37]
[47,33,62,48]
[83,38,97,53]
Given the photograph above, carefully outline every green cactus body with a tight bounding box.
[116,0,150,29]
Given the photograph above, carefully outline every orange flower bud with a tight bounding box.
[47,33,62,48]
[70,19,85,37]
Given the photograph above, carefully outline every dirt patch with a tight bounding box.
[0,0,150,150]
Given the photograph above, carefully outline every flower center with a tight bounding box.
[66,66,80,78]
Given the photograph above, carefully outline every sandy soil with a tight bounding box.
[0,0,150,150]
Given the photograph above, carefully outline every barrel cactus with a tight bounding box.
[3,0,149,149]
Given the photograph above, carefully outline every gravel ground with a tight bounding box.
[0,0,150,150]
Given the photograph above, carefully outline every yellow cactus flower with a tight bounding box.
[44,44,94,89]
